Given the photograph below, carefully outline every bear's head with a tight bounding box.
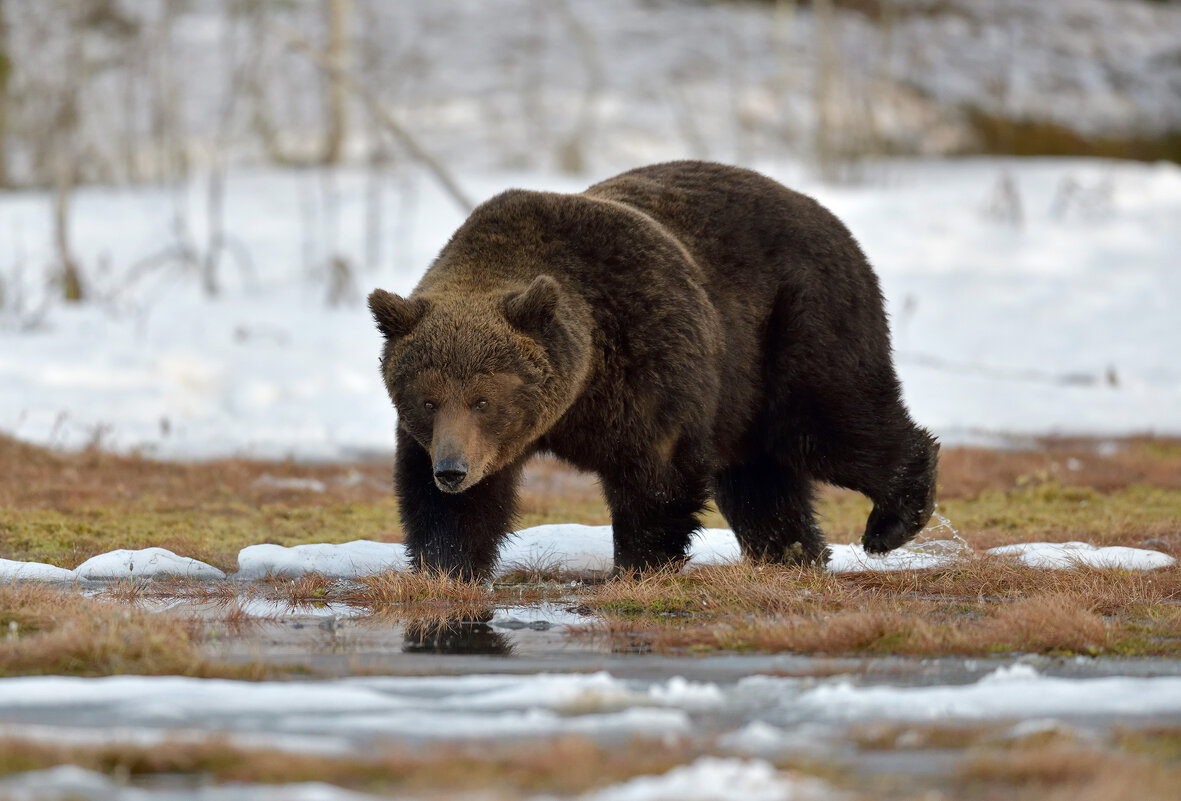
[369,275,590,494]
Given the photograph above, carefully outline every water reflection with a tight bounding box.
[403,616,513,655]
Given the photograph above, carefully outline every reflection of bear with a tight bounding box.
[370,161,938,578]
[403,618,512,656]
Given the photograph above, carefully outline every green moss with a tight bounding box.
[865,630,913,653]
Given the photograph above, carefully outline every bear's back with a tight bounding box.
[584,161,869,292]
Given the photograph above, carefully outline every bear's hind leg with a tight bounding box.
[713,458,830,567]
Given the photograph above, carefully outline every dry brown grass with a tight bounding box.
[575,558,1181,656]
[0,734,696,795]
[3,433,1180,658]
[0,434,390,511]
[937,437,1181,496]
[850,723,1181,800]
[966,109,1181,164]
[0,584,264,678]
[961,744,1181,801]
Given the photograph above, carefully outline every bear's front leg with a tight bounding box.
[600,459,710,576]
[394,427,521,579]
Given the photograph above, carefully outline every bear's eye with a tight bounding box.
[473,398,489,411]
[423,401,437,412]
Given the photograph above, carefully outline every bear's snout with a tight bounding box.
[433,455,469,492]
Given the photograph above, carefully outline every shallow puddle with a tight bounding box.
[4,591,1181,800]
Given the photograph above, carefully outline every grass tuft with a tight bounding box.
[0,584,264,679]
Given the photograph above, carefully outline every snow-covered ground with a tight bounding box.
[2,157,1179,458]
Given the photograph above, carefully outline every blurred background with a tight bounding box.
[1,0,1179,459]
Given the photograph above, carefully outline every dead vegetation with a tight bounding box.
[847,722,1181,801]
[1,433,1180,660]
[0,734,696,795]
[966,109,1181,164]
[960,743,1181,801]
[0,584,264,679]
[574,558,1181,657]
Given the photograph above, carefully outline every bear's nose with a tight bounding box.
[433,458,469,489]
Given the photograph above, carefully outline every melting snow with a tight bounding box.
[0,673,695,746]
[0,766,380,801]
[2,667,1181,763]
[236,540,408,579]
[0,760,834,801]
[0,558,76,583]
[583,757,832,801]
[73,548,226,581]
[790,664,1181,722]
[987,541,1177,569]
[3,528,1175,584]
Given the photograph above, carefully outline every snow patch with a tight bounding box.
[987,541,1177,569]
[236,540,408,579]
[0,673,700,746]
[792,666,1181,722]
[0,558,76,583]
[583,757,833,801]
[717,721,799,756]
[73,548,225,581]
[979,663,1042,684]
[3,528,1175,584]
[499,524,618,573]
[0,765,382,800]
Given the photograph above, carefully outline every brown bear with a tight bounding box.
[369,161,938,578]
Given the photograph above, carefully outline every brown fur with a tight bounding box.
[370,161,938,577]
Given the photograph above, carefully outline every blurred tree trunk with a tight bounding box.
[321,0,350,164]
[0,0,11,188]
[54,8,85,302]
[54,165,84,303]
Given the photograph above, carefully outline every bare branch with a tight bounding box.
[286,30,474,214]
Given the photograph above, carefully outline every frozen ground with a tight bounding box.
[1,662,1179,801]
[1,157,1179,458]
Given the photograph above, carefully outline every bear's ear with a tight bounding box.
[368,289,428,340]
[503,275,561,335]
